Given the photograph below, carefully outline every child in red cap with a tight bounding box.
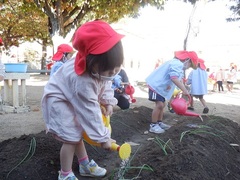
[186,58,209,114]
[42,20,124,180]
[50,44,74,76]
[146,50,198,134]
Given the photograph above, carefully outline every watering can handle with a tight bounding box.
[175,93,192,106]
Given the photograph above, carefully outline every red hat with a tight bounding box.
[52,44,74,61]
[174,50,198,69]
[174,50,188,60]
[198,58,206,70]
[0,37,3,46]
[72,20,125,75]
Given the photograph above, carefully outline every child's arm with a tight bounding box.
[100,81,118,115]
[186,71,192,85]
[171,78,189,95]
[101,104,113,116]
[121,82,129,85]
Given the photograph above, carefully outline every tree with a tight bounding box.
[0,1,51,69]
[1,0,219,71]
[0,1,49,50]
[227,0,240,21]
[183,1,198,50]
[31,0,166,49]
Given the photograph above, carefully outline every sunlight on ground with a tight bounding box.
[26,74,49,86]
[133,83,240,106]
[26,81,48,86]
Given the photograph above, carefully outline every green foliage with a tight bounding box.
[111,145,154,179]
[31,0,166,38]
[227,0,240,22]
[179,125,228,143]
[6,137,36,179]
[0,0,49,50]
[23,48,40,62]
[153,137,174,156]
[183,0,197,4]
[0,0,200,49]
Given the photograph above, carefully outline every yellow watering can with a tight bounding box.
[82,111,131,160]
[172,88,181,97]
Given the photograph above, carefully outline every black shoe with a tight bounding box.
[188,107,194,111]
[203,107,209,114]
[167,104,175,113]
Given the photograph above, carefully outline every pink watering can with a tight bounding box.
[125,84,136,103]
[170,94,201,118]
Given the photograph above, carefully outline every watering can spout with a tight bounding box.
[184,110,201,117]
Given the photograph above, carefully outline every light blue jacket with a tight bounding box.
[50,61,64,76]
[112,74,122,89]
[187,67,207,95]
[146,58,184,100]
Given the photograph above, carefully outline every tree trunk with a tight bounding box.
[183,3,197,50]
[41,39,47,74]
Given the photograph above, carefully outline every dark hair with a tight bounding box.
[85,41,124,75]
[62,53,68,60]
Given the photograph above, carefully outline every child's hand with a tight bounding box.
[103,105,113,116]
[115,88,123,93]
[101,138,116,150]
[182,90,190,96]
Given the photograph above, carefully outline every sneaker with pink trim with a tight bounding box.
[79,159,107,177]
[58,171,78,180]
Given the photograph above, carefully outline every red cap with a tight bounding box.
[198,58,206,70]
[52,44,74,61]
[174,50,198,69]
[72,20,125,75]
[174,50,188,60]
[0,37,3,46]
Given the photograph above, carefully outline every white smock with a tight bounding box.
[41,58,117,143]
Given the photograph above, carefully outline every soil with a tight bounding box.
[0,74,240,180]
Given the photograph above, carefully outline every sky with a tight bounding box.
[113,0,240,81]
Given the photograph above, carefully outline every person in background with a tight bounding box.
[112,68,130,110]
[226,63,237,93]
[41,20,125,180]
[187,58,209,114]
[146,50,198,134]
[215,67,225,92]
[207,68,217,92]
[50,44,74,76]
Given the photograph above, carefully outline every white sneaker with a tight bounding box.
[58,171,78,180]
[149,123,165,134]
[158,122,171,130]
[79,159,107,177]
